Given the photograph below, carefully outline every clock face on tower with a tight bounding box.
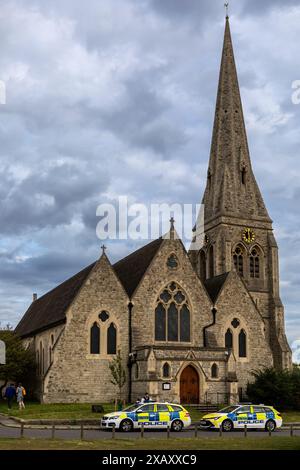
[242,227,255,244]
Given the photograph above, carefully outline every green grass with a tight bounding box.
[0,401,299,424]
[0,437,300,450]
[0,402,115,420]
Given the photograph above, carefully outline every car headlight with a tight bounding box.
[212,417,220,421]
[108,416,119,420]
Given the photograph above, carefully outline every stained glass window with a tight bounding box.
[155,282,190,342]
[107,323,117,355]
[90,322,100,354]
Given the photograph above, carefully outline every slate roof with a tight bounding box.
[113,237,164,298]
[204,272,229,303]
[15,262,96,338]
[15,237,164,338]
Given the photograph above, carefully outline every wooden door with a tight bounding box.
[180,365,199,404]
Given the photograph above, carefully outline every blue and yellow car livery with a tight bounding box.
[200,404,282,432]
[101,402,191,432]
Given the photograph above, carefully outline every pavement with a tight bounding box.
[0,414,299,440]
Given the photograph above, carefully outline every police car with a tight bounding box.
[200,404,282,432]
[101,402,191,432]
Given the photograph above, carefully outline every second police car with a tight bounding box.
[101,402,191,432]
[200,404,282,432]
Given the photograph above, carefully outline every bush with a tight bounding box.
[247,367,300,410]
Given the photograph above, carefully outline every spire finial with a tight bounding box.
[101,244,107,255]
[170,216,175,231]
[224,3,229,19]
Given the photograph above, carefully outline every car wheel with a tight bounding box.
[265,420,276,432]
[120,419,133,432]
[171,420,183,432]
[222,419,233,432]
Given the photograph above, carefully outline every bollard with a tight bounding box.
[219,425,222,437]
[140,423,144,439]
[244,424,247,438]
[290,424,294,437]
[194,425,198,438]
[112,423,116,439]
[167,425,170,439]
[80,423,84,441]
[20,422,24,439]
[51,425,55,440]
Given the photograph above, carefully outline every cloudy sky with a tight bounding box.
[0,0,299,357]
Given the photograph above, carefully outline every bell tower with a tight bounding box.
[190,16,291,369]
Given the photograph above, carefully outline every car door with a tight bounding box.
[234,406,252,428]
[156,404,171,428]
[252,406,266,428]
[136,404,156,428]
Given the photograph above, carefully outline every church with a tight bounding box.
[15,17,292,404]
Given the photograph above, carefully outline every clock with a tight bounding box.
[242,227,255,244]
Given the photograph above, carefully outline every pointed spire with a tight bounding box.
[202,17,271,223]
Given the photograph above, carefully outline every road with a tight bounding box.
[0,425,299,440]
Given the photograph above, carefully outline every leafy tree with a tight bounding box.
[0,328,36,398]
[109,350,126,403]
[247,367,300,410]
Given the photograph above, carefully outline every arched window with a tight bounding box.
[233,245,244,276]
[239,330,247,358]
[250,248,260,278]
[208,245,214,278]
[155,303,166,341]
[42,348,45,375]
[49,346,52,365]
[225,329,233,349]
[90,322,100,354]
[107,323,117,355]
[155,283,190,342]
[163,362,170,378]
[36,351,40,374]
[39,341,43,375]
[211,363,218,378]
[199,250,206,282]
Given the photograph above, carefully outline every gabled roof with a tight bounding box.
[15,237,164,338]
[204,272,229,303]
[15,262,96,338]
[113,237,164,297]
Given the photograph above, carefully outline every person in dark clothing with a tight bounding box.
[5,384,16,409]
[143,393,150,403]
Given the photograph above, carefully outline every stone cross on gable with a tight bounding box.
[101,245,107,255]
[170,217,175,230]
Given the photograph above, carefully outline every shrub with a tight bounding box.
[247,367,300,410]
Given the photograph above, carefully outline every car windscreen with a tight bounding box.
[122,405,138,412]
[218,406,238,413]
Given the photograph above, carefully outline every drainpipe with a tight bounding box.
[127,302,134,403]
[203,307,217,347]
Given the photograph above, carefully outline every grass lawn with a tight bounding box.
[0,401,299,424]
[0,436,300,450]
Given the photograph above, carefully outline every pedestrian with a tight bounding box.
[4,383,16,410]
[16,383,26,410]
[143,393,150,403]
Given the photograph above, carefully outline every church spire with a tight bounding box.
[202,17,271,223]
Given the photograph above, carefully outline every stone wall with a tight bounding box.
[42,254,129,403]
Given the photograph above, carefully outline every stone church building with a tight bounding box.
[15,18,291,404]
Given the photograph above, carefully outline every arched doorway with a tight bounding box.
[180,365,199,404]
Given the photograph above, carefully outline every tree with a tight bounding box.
[0,328,36,398]
[247,367,300,410]
[109,350,126,403]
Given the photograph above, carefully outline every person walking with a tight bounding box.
[4,384,16,409]
[16,383,26,410]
